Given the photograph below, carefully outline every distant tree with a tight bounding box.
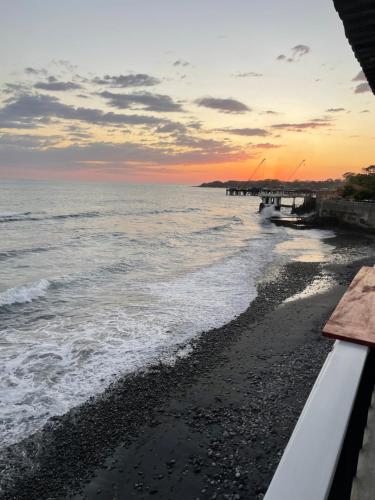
[341,183,356,198]
[342,165,375,200]
[363,165,375,175]
[343,171,355,179]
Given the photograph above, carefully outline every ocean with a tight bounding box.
[0,180,334,449]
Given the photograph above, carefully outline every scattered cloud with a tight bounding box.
[0,121,38,129]
[1,82,30,95]
[173,60,190,67]
[271,119,331,132]
[195,97,250,114]
[69,132,92,139]
[233,71,263,78]
[251,143,281,149]
[51,59,78,72]
[92,73,160,88]
[171,134,239,151]
[0,133,61,148]
[277,44,310,63]
[361,110,370,113]
[218,127,270,137]
[0,137,250,170]
[34,76,82,91]
[354,82,371,94]
[25,67,48,76]
[352,70,367,82]
[351,71,371,94]
[1,55,365,177]
[292,45,310,58]
[69,132,92,143]
[0,93,168,129]
[155,122,187,134]
[99,91,183,112]
[326,107,345,113]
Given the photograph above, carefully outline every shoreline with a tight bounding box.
[1,231,374,500]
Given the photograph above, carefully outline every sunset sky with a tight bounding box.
[1,0,374,183]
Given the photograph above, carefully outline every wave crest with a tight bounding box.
[0,211,100,224]
[0,279,50,307]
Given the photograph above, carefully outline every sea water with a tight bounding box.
[0,180,334,448]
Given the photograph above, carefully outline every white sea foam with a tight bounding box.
[0,183,336,450]
[0,232,285,448]
[0,279,50,306]
[284,272,336,303]
[260,205,281,220]
[276,227,335,263]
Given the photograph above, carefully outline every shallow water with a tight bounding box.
[0,180,334,448]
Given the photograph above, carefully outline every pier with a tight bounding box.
[258,189,315,211]
[258,188,336,213]
[227,186,337,214]
[225,186,260,196]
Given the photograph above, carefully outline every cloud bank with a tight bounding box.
[271,119,330,132]
[0,93,167,128]
[218,127,270,137]
[92,73,161,88]
[99,91,183,112]
[195,97,250,114]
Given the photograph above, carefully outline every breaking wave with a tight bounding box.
[0,279,50,307]
[193,216,243,235]
[0,211,101,224]
[0,182,334,451]
[0,208,201,224]
[0,246,52,261]
[132,207,201,217]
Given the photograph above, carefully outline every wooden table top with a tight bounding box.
[323,266,375,347]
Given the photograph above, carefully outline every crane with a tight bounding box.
[248,158,266,183]
[286,160,306,182]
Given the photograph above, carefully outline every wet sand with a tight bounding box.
[1,232,374,500]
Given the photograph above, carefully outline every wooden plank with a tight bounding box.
[323,266,375,347]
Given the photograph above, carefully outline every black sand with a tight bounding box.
[1,232,374,500]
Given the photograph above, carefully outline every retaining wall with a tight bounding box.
[317,199,375,230]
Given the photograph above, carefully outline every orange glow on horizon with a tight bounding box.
[1,126,373,184]
[3,156,370,185]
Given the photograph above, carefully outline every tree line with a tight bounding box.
[199,178,343,190]
[341,166,375,201]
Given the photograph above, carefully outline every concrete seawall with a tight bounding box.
[317,199,375,231]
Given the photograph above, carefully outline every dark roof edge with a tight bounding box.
[333,0,375,95]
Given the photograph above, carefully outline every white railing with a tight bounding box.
[264,340,369,500]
